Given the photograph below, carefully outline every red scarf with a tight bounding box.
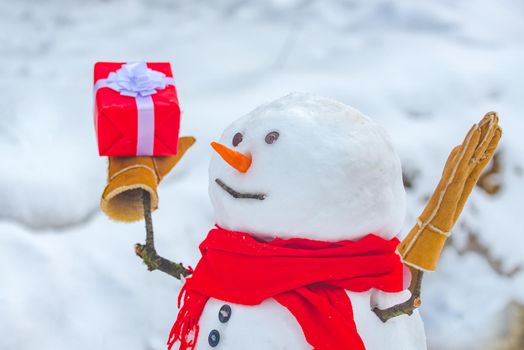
[168,226,404,350]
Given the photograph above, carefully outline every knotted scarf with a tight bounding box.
[168,226,404,350]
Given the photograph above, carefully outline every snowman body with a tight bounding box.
[195,291,426,349]
[190,93,426,349]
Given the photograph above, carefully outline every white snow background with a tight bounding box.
[0,0,523,349]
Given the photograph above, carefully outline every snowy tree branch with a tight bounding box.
[477,151,502,195]
[450,232,521,278]
[134,190,191,280]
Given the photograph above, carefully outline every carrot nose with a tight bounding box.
[211,142,252,173]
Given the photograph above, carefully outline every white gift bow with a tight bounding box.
[94,62,176,156]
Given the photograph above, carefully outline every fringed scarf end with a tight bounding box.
[167,285,208,350]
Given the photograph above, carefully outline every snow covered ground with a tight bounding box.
[0,0,523,349]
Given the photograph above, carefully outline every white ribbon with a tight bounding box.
[94,62,175,156]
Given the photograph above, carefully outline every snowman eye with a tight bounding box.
[265,131,280,144]
[232,132,243,147]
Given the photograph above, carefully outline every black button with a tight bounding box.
[208,329,220,347]
[219,304,232,323]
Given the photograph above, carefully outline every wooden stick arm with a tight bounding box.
[98,137,196,279]
[135,190,191,280]
[373,112,501,322]
[373,268,423,322]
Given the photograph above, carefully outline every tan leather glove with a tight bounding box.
[398,113,501,272]
[101,136,195,222]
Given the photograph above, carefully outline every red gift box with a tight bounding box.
[94,62,181,156]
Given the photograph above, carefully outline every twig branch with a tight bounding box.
[215,178,266,200]
[372,268,424,322]
[134,190,191,280]
[450,232,521,278]
[477,151,502,195]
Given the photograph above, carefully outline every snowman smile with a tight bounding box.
[215,178,266,200]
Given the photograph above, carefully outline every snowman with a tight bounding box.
[166,92,427,350]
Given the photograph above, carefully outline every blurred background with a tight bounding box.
[0,0,523,349]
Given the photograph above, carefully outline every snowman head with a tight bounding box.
[208,93,405,241]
